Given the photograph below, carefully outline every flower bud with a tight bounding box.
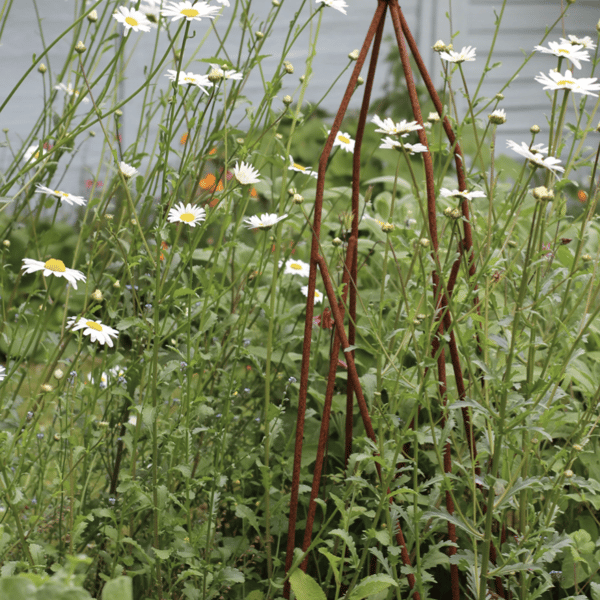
[113,280,121,288]
[292,193,304,204]
[38,63,47,74]
[74,41,86,54]
[565,469,574,478]
[488,109,507,125]
[91,289,103,302]
[41,383,53,393]
[530,124,540,134]
[495,93,504,101]
[356,77,364,86]
[595,122,600,133]
[427,111,440,123]
[87,10,98,22]
[381,222,394,233]
[282,95,293,106]
[208,68,223,83]
[272,0,280,5]
[332,237,343,247]
[531,186,554,202]
[432,40,447,52]
[3,240,10,248]
[283,61,294,74]
[348,49,359,61]
[54,369,64,380]
[299,75,305,83]
[419,238,430,248]
[573,444,583,451]
[287,187,297,196]
[255,31,264,39]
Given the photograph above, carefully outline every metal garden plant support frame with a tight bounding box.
[284,1,500,598]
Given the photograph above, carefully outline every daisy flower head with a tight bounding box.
[161,1,219,22]
[24,143,47,164]
[507,140,564,174]
[301,285,324,304]
[54,82,89,103]
[67,317,119,348]
[488,109,507,125]
[233,161,260,185]
[35,184,86,206]
[136,0,163,24]
[168,202,206,226]
[379,137,428,154]
[22,258,87,290]
[119,161,139,179]
[280,258,310,277]
[315,0,348,15]
[288,155,318,178]
[113,6,152,32]
[208,63,243,81]
[329,130,355,153]
[371,115,423,137]
[165,70,213,93]
[244,213,287,230]
[440,188,486,201]
[534,41,589,70]
[440,46,476,64]
[534,69,600,97]
[561,35,596,50]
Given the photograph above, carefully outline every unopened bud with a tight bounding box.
[54,369,64,380]
[292,193,304,204]
[427,111,440,123]
[255,31,264,39]
[283,61,294,74]
[91,289,103,302]
[208,68,223,83]
[74,41,86,54]
[332,237,343,247]
[38,63,47,74]
[348,49,359,61]
[381,222,394,233]
[283,95,293,106]
[530,124,540,134]
[3,240,10,248]
[87,10,98,22]
[419,238,430,248]
[531,186,554,202]
[432,40,447,52]
[356,77,364,86]
[41,383,53,393]
[565,469,574,478]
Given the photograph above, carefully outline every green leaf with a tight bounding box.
[102,576,133,600]
[235,504,260,535]
[220,567,244,584]
[245,592,264,600]
[153,547,172,560]
[0,578,37,600]
[318,549,341,587]
[330,529,357,565]
[347,574,397,600]
[289,569,326,600]
[173,287,195,298]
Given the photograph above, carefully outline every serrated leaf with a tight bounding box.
[330,529,358,565]
[235,504,260,535]
[289,569,327,600]
[347,573,397,600]
[220,566,244,584]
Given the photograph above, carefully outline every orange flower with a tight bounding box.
[199,173,217,190]
[250,187,258,198]
[180,132,189,145]
[208,147,217,157]
[578,189,588,203]
[216,180,224,191]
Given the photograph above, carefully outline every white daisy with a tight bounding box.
[440,46,476,63]
[561,35,596,50]
[214,0,230,4]
[165,69,213,93]
[534,69,600,97]
[371,115,422,137]
[137,0,162,23]
[161,1,219,21]
[301,285,323,304]
[534,41,589,70]
[22,258,87,290]
[0,366,5,381]
[35,184,86,206]
[507,140,564,174]
[54,82,89,104]
[167,202,206,226]
[113,6,152,32]
[119,161,138,179]
[488,108,507,124]
[68,317,119,348]
[128,414,138,426]
[280,258,310,277]
[233,161,260,185]
[379,137,428,154]
[288,155,318,178]
[440,188,486,201]
[110,365,127,382]
[209,63,243,81]
[24,143,47,163]
[329,130,355,153]
[88,371,109,389]
[315,0,348,15]
[244,213,287,230]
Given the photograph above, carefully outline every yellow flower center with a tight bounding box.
[184,76,194,83]
[56,191,68,198]
[180,212,195,222]
[338,135,350,144]
[557,80,574,86]
[125,16,139,26]
[181,8,199,17]
[293,163,306,171]
[85,321,103,331]
[290,263,302,270]
[558,49,570,54]
[44,258,66,273]
[314,292,321,298]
